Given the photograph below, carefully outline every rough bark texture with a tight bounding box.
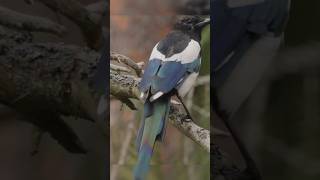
[37,0,107,49]
[0,6,66,35]
[169,105,210,151]
[0,24,106,152]
[0,19,265,177]
[110,52,143,76]
[0,25,101,122]
[0,24,210,153]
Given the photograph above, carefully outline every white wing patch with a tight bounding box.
[149,39,201,64]
[149,42,163,60]
[177,72,199,97]
[150,91,164,102]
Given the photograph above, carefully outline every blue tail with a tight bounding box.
[134,96,170,180]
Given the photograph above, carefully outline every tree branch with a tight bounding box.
[0,24,246,175]
[37,0,107,49]
[110,58,210,152]
[0,25,101,122]
[0,6,66,35]
[111,52,143,76]
[0,25,105,152]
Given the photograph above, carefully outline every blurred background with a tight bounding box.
[0,1,106,180]
[110,0,210,180]
[219,0,320,179]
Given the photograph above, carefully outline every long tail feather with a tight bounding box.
[134,96,170,180]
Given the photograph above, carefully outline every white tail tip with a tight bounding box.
[150,92,164,102]
[140,92,145,99]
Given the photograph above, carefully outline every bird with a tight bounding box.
[212,0,290,179]
[134,16,210,180]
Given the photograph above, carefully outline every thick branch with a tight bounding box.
[0,6,66,35]
[111,52,143,76]
[110,67,210,152]
[37,0,106,49]
[0,25,105,152]
[0,26,101,121]
[169,106,210,151]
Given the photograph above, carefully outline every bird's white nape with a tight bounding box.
[149,40,200,64]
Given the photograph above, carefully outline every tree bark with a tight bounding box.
[0,25,101,121]
[0,6,66,35]
[0,25,210,152]
[37,0,107,49]
[110,70,210,152]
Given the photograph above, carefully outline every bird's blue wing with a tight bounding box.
[151,61,187,94]
[139,58,201,95]
[139,59,162,92]
[139,59,187,95]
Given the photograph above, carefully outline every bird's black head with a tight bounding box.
[173,16,210,36]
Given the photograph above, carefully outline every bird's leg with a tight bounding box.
[176,93,193,124]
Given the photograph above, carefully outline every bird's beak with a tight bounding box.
[195,18,210,29]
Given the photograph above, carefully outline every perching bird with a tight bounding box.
[134,16,210,180]
[212,0,290,179]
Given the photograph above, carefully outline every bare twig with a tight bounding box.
[118,121,134,165]
[111,52,143,76]
[0,6,66,35]
[111,113,135,180]
[110,64,131,73]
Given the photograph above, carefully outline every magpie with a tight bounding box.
[212,0,290,179]
[134,16,210,180]
[94,41,108,123]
